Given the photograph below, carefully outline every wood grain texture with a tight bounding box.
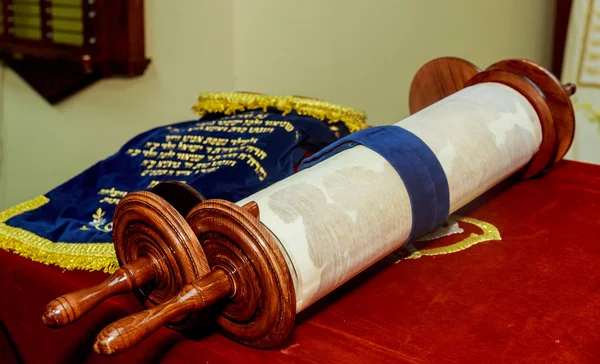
[465,68,557,179]
[94,268,232,355]
[486,59,576,166]
[38,57,577,356]
[8,161,599,363]
[41,184,213,329]
[42,189,213,330]
[408,57,481,114]
[112,191,211,328]
[186,199,296,348]
[409,57,577,178]
[241,201,260,219]
[89,198,295,355]
[42,256,155,328]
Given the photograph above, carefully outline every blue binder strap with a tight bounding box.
[299,126,450,242]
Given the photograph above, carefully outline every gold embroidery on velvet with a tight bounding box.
[84,208,113,233]
[127,119,282,181]
[191,92,369,133]
[393,215,501,262]
[96,187,129,206]
[98,188,128,198]
[0,196,118,273]
[147,180,188,189]
[0,96,364,273]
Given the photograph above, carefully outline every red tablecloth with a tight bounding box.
[1,160,599,363]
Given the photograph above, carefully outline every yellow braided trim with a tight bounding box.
[192,92,369,133]
[0,196,118,273]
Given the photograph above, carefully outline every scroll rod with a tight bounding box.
[94,268,232,355]
[91,201,274,355]
[41,187,212,330]
[562,83,576,96]
[43,256,156,327]
[90,198,295,355]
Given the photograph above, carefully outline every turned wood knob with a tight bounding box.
[409,58,576,172]
[482,59,576,170]
[41,188,211,330]
[43,257,155,327]
[108,190,212,327]
[562,83,576,96]
[88,199,295,355]
[94,268,232,355]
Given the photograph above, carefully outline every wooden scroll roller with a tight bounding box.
[42,181,209,328]
[42,57,576,356]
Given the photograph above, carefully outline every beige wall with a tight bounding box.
[0,0,556,209]
[233,0,556,125]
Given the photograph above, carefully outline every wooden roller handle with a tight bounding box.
[42,257,156,327]
[93,268,232,356]
[563,83,576,96]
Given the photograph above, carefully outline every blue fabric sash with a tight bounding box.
[299,126,450,241]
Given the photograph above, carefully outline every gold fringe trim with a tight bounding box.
[0,196,119,273]
[192,92,369,133]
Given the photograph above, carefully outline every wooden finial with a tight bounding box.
[110,191,211,319]
[409,57,577,177]
[42,190,211,330]
[562,83,576,96]
[43,257,156,327]
[94,268,232,355]
[89,199,296,355]
[482,59,576,171]
[241,200,260,219]
[184,200,296,349]
[408,57,482,114]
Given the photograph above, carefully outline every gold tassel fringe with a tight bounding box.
[192,92,369,133]
[0,196,119,273]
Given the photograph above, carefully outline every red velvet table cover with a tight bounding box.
[1,160,599,363]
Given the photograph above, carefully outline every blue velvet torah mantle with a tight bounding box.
[0,107,361,272]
